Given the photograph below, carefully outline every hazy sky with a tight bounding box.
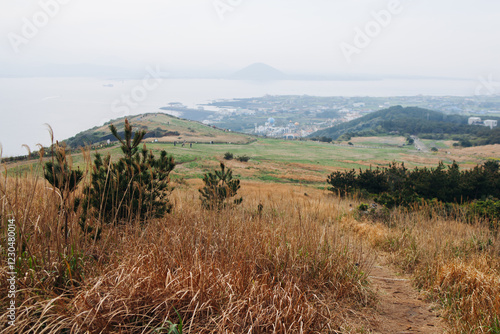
[1,0,500,78]
[1,0,500,157]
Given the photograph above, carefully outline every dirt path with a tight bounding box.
[367,257,448,333]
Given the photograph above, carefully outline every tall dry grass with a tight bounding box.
[349,201,500,333]
[1,172,375,333]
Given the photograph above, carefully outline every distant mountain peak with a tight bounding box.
[230,63,287,81]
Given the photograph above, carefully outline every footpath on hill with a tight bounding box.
[366,255,448,333]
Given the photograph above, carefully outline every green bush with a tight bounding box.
[319,136,332,143]
[467,199,500,230]
[374,193,397,210]
[357,203,369,212]
[236,155,250,162]
[199,162,242,210]
[327,160,500,208]
[82,119,175,224]
[224,152,234,160]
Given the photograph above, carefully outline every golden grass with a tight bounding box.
[348,202,500,333]
[0,176,375,333]
[449,144,500,158]
[2,158,500,333]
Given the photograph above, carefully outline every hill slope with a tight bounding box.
[311,106,500,146]
[230,63,287,81]
[64,113,254,148]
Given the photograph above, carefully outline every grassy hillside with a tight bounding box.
[64,113,254,148]
[6,134,492,184]
[311,106,500,146]
[6,134,495,186]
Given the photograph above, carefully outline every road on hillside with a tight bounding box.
[411,136,429,153]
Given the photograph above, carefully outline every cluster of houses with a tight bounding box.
[254,118,314,139]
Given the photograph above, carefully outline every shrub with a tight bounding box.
[357,203,369,212]
[81,119,175,224]
[236,155,250,162]
[199,162,242,210]
[223,152,234,160]
[319,136,332,143]
[460,139,472,147]
[327,169,356,197]
[374,193,397,210]
[466,199,500,230]
[327,161,500,208]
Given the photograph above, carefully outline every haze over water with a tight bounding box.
[0,77,479,157]
[0,78,477,156]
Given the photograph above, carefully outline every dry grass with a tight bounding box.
[0,174,375,333]
[3,156,500,333]
[349,202,500,333]
[449,144,500,159]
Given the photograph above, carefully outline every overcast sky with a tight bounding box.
[1,0,500,79]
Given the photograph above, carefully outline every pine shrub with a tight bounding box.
[199,162,242,210]
[81,119,175,224]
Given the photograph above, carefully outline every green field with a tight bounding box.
[5,135,488,187]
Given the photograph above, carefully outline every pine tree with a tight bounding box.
[199,162,242,210]
[82,119,175,224]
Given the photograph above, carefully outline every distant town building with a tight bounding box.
[468,117,482,125]
[484,120,498,129]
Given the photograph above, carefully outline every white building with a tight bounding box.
[484,120,498,129]
[468,117,482,125]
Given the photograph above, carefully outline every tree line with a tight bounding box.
[327,160,500,206]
